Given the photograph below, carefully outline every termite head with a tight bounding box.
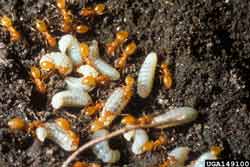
[125,75,135,88]
[0,15,13,27]
[40,61,55,71]
[76,25,90,34]
[55,117,71,130]
[121,114,137,125]
[36,19,48,33]
[67,130,80,146]
[90,119,104,132]
[137,115,152,125]
[210,146,223,156]
[80,42,90,62]
[8,117,27,130]
[116,31,129,43]
[96,75,110,85]
[31,66,41,79]
[94,4,105,15]
[124,42,137,55]
[82,76,96,87]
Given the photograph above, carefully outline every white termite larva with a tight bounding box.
[76,64,99,77]
[88,40,120,80]
[152,107,198,129]
[168,146,191,167]
[36,123,79,151]
[100,87,129,126]
[65,77,94,92]
[39,52,73,75]
[192,151,218,167]
[51,89,92,109]
[92,129,120,163]
[58,34,82,66]
[137,52,158,98]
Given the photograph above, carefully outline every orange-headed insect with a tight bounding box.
[76,24,90,34]
[161,63,173,90]
[123,75,135,100]
[106,31,129,56]
[0,15,21,41]
[83,101,103,116]
[55,117,71,130]
[80,42,93,66]
[81,75,110,87]
[56,0,73,32]
[30,66,47,94]
[8,117,27,130]
[143,134,167,152]
[115,42,137,69]
[80,3,105,17]
[72,161,101,167]
[35,19,57,47]
[121,114,152,126]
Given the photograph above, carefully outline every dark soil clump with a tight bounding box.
[0,0,250,166]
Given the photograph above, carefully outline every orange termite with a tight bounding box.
[56,0,73,32]
[0,15,21,41]
[81,75,110,88]
[161,63,173,90]
[121,114,152,126]
[83,101,103,116]
[123,75,135,100]
[159,156,177,167]
[55,117,71,130]
[35,19,57,47]
[76,24,90,34]
[8,117,27,130]
[80,3,105,17]
[143,134,167,152]
[30,66,47,94]
[106,31,129,56]
[115,42,137,69]
[80,42,93,66]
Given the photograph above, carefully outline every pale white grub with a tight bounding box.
[89,40,120,80]
[152,107,198,128]
[65,77,94,92]
[137,52,158,98]
[92,129,120,163]
[168,147,190,167]
[58,34,82,66]
[131,129,149,155]
[76,64,99,77]
[36,123,78,151]
[39,52,73,75]
[192,151,217,167]
[51,89,92,109]
[100,87,129,126]
[123,125,135,141]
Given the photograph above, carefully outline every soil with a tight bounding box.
[0,0,250,167]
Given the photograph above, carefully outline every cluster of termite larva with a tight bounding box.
[3,1,221,166]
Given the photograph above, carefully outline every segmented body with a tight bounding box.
[167,147,190,167]
[152,107,198,128]
[192,151,217,167]
[51,89,92,109]
[36,123,78,151]
[59,34,82,66]
[39,52,73,75]
[77,64,99,77]
[65,77,94,92]
[89,40,120,80]
[137,52,158,98]
[92,129,120,163]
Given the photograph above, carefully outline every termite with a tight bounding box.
[39,52,73,75]
[81,74,110,87]
[51,89,92,109]
[56,0,73,32]
[106,31,129,56]
[121,114,152,126]
[58,34,82,66]
[115,42,137,69]
[152,107,198,129]
[8,117,27,130]
[30,66,46,94]
[80,3,105,17]
[65,76,95,92]
[72,161,101,167]
[77,65,99,78]
[0,15,21,41]
[161,63,173,89]
[92,129,120,163]
[91,76,134,131]
[160,147,190,167]
[83,101,103,116]
[142,134,167,152]
[35,19,57,47]
[87,40,120,80]
[137,52,158,98]
[36,119,79,151]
